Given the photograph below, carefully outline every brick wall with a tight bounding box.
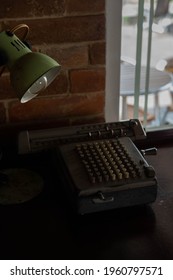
[0,0,105,130]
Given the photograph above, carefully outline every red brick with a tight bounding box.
[66,0,105,14]
[0,0,65,18]
[8,93,105,122]
[6,15,105,44]
[0,0,106,128]
[42,45,89,69]
[70,114,105,126]
[70,68,105,93]
[39,71,69,96]
[89,42,105,65]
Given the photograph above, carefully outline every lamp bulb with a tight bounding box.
[29,76,48,93]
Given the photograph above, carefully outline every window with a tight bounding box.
[106,0,173,131]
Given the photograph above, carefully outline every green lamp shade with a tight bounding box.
[10,52,61,103]
[0,30,61,103]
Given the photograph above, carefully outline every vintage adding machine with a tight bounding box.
[18,119,158,214]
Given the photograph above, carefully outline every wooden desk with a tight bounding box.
[0,129,173,260]
[120,64,171,122]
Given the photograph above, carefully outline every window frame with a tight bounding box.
[105,0,122,122]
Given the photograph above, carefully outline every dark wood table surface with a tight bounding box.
[0,129,173,260]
